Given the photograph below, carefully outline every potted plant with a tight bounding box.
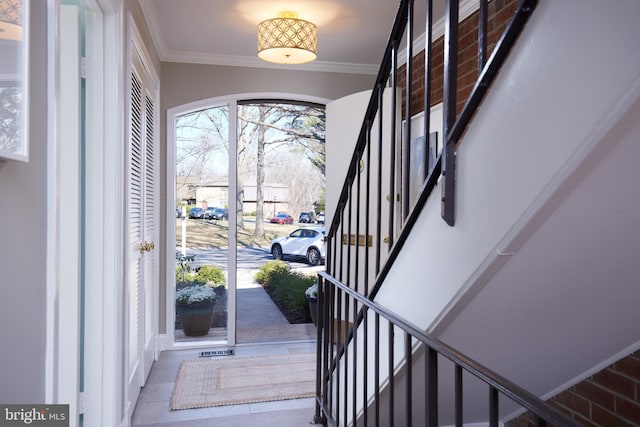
[306,280,318,326]
[175,284,217,336]
[175,253,228,333]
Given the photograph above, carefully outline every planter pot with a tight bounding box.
[176,301,215,336]
[307,296,318,326]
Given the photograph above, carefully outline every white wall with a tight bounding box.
[369,0,640,420]
[376,0,640,337]
[325,90,371,229]
[0,1,48,403]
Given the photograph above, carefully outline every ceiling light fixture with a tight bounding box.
[257,11,317,65]
[0,0,22,41]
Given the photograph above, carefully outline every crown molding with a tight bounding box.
[139,0,477,75]
[138,0,168,60]
[162,50,380,75]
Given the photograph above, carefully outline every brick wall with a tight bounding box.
[398,0,518,119]
[507,350,640,427]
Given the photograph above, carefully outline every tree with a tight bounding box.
[175,101,326,239]
[0,87,22,153]
[238,102,325,238]
[253,108,267,237]
[175,107,229,205]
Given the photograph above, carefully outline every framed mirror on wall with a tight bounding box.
[0,0,29,162]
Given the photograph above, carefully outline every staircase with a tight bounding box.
[314,0,640,426]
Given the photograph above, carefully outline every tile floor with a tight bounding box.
[131,341,321,426]
[132,268,323,426]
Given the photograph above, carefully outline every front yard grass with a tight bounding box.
[176,217,297,248]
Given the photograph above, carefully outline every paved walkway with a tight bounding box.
[237,268,317,343]
[175,268,318,343]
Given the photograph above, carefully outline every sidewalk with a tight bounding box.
[237,268,316,343]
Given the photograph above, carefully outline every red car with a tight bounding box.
[270,213,293,224]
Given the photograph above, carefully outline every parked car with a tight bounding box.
[316,212,325,224]
[298,212,315,223]
[188,207,204,219]
[270,213,294,224]
[211,207,228,220]
[203,207,216,219]
[270,227,326,266]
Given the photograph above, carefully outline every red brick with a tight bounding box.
[459,32,477,50]
[548,399,573,419]
[614,356,640,381]
[593,369,636,399]
[505,412,536,427]
[574,414,599,427]
[553,390,591,418]
[492,0,507,11]
[496,8,513,26]
[575,381,615,410]
[457,59,475,75]
[592,404,634,427]
[461,70,478,87]
[617,396,640,425]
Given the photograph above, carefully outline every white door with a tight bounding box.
[126,30,159,418]
[326,89,399,287]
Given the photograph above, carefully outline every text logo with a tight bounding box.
[0,405,69,426]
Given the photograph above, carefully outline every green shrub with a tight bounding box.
[195,265,226,286]
[176,266,198,284]
[256,260,315,322]
[254,260,290,284]
[271,271,315,318]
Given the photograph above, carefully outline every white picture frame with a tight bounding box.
[0,0,30,162]
[403,104,443,208]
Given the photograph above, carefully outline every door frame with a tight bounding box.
[163,93,329,351]
[46,0,126,425]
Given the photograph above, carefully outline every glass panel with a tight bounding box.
[0,0,29,161]
[236,101,326,343]
[174,105,230,343]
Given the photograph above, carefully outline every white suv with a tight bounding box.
[270,227,326,266]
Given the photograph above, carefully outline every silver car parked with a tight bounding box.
[270,227,326,266]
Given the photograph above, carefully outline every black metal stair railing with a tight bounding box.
[325,0,540,304]
[313,273,582,427]
[310,0,582,425]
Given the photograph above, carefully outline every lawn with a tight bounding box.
[176,217,298,248]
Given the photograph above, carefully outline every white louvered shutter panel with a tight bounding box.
[143,92,157,351]
[128,71,143,373]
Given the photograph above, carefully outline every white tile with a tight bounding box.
[139,383,174,403]
[249,397,315,414]
[133,342,319,426]
[132,400,251,425]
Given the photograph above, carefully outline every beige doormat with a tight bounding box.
[170,353,316,410]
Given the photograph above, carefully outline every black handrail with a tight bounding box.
[311,0,575,425]
[315,272,581,427]
[326,0,539,302]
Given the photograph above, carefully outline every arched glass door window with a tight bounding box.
[170,96,326,347]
